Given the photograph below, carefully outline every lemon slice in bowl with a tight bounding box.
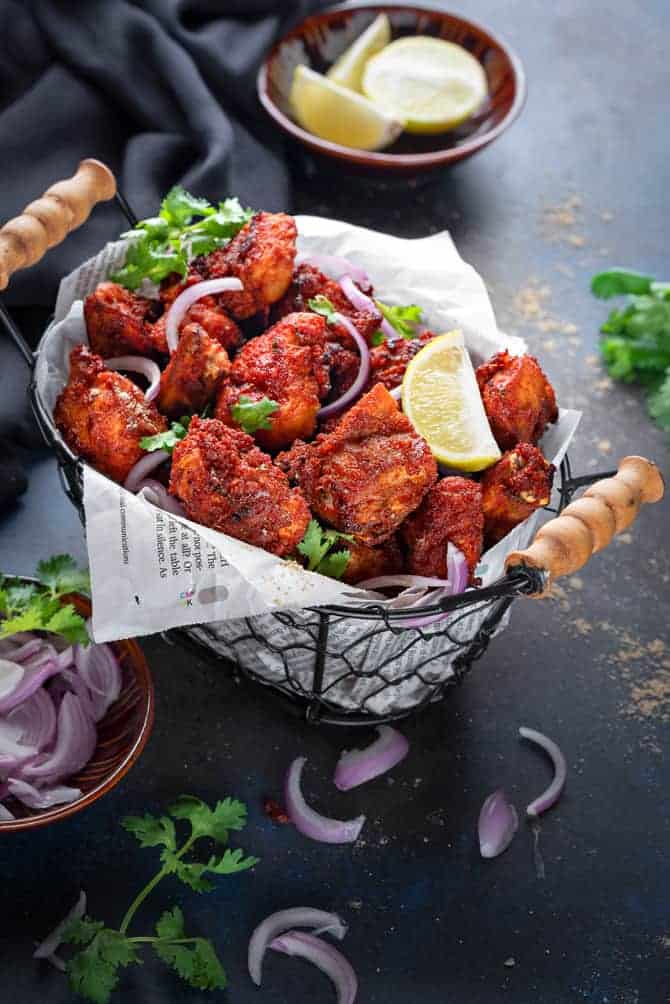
[362,36,488,134]
[402,330,501,471]
[326,13,391,92]
[290,65,403,151]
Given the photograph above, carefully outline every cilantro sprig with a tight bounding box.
[111,186,254,291]
[0,555,89,644]
[372,300,423,345]
[59,795,258,1003]
[230,395,279,434]
[591,268,670,435]
[140,415,191,454]
[297,518,352,580]
[308,294,339,325]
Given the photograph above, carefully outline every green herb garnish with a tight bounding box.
[111,187,253,291]
[60,795,258,1003]
[308,295,339,325]
[297,518,352,580]
[140,415,192,454]
[374,300,423,342]
[591,268,670,434]
[0,555,89,644]
[230,396,279,434]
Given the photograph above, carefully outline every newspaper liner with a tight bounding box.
[36,216,580,714]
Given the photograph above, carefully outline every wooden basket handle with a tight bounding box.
[0,159,117,291]
[506,455,664,597]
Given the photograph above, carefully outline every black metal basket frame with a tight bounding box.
[1,190,615,726]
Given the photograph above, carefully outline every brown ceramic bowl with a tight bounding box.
[257,1,526,176]
[0,590,154,832]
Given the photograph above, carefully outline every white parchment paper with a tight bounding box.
[35,216,581,695]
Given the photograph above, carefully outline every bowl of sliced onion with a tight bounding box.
[0,576,154,832]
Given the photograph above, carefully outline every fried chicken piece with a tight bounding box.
[54,345,167,484]
[84,282,159,358]
[273,263,381,345]
[146,273,242,355]
[476,351,558,450]
[401,477,483,583]
[277,383,437,546]
[215,312,330,451]
[342,537,404,586]
[157,322,230,419]
[480,443,555,544]
[367,331,435,391]
[191,212,297,319]
[169,417,310,556]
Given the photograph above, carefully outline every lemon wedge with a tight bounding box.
[290,65,403,151]
[362,36,488,134]
[326,13,391,92]
[402,330,501,471]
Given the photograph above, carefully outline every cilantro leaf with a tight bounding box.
[140,416,191,454]
[154,935,227,992]
[204,848,259,875]
[160,851,215,892]
[44,603,90,645]
[648,370,670,432]
[63,917,106,947]
[169,795,248,842]
[0,581,37,614]
[155,906,184,941]
[308,295,339,325]
[375,300,423,339]
[37,554,91,598]
[122,813,177,851]
[371,331,385,347]
[161,186,214,228]
[591,269,654,299]
[111,237,186,291]
[297,519,352,578]
[230,395,279,434]
[68,931,140,1004]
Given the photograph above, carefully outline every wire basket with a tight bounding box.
[1,162,661,726]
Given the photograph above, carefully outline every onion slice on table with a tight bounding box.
[270,931,358,1004]
[124,450,170,493]
[519,726,567,818]
[248,907,347,986]
[334,726,409,792]
[165,277,243,353]
[136,479,187,518]
[296,252,371,291]
[317,312,370,420]
[106,356,161,402]
[34,890,87,961]
[339,275,396,343]
[285,757,365,844]
[478,789,519,858]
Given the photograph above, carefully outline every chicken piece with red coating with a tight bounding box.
[341,537,404,586]
[84,282,159,358]
[273,263,382,345]
[157,322,230,419]
[480,443,555,544]
[54,345,167,484]
[277,383,437,546]
[367,331,435,392]
[476,351,558,451]
[169,417,310,556]
[191,212,297,319]
[215,312,330,451]
[401,477,483,583]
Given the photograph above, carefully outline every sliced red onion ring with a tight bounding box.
[7,777,82,809]
[478,789,519,858]
[21,693,96,783]
[318,313,370,420]
[334,726,409,792]
[124,450,169,493]
[248,908,347,986]
[519,726,567,818]
[106,356,161,402]
[6,639,43,663]
[358,574,452,591]
[0,659,60,714]
[0,802,15,821]
[446,542,469,596]
[0,659,24,701]
[270,931,358,1004]
[389,385,402,401]
[339,275,395,343]
[5,687,57,753]
[136,479,187,518]
[166,277,243,353]
[74,644,122,722]
[285,757,365,844]
[34,890,86,960]
[296,252,371,291]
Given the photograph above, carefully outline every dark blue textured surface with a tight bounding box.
[1,1,669,1001]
